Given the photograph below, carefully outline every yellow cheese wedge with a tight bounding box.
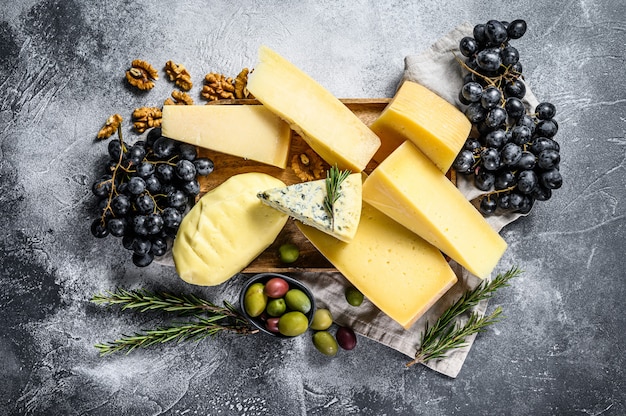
[172,173,289,286]
[297,202,457,329]
[161,105,292,168]
[362,141,507,279]
[246,46,381,172]
[370,81,471,171]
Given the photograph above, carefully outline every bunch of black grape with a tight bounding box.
[452,19,562,215]
[90,127,214,267]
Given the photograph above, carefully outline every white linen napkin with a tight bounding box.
[299,21,539,378]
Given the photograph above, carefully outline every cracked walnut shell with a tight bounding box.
[132,107,162,133]
[164,60,193,91]
[126,60,159,91]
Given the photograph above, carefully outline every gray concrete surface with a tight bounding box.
[1,0,624,415]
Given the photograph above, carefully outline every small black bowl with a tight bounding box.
[239,273,316,338]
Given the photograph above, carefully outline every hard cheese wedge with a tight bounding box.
[246,46,381,172]
[297,202,457,329]
[172,172,289,286]
[161,105,292,168]
[257,173,362,243]
[370,80,471,171]
[362,141,507,279]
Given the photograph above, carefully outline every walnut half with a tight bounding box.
[164,90,194,106]
[164,60,193,91]
[97,114,123,139]
[291,149,327,182]
[125,60,159,91]
[132,107,162,133]
[234,68,253,99]
[201,73,235,101]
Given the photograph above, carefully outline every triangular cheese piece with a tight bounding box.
[258,173,362,242]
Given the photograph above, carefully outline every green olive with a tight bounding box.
[310,308,333,331]
[284,288,311,314]
[278,311,309,337]
[246,282,265,296]
[278,243,300,264]
[312,331,338,356]
[345,286,364,307]
[266,298,287,317]
[244,283,268,317]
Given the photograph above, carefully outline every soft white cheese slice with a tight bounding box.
[257,173,362,242]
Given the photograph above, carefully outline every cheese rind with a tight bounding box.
[297,202,457,329]
[161,105,292,168]
[172,173,289,286]
[362,141,507,279]
[370,81,471,171]
[247,46,381,172]
[258,173,362,242]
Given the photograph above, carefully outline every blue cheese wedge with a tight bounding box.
[257,173,362,242]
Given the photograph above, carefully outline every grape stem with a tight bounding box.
[453,53,523,90]
[491,184,517,194]
[148,193,161,214]
[99,123,126,225]
[149,156,179,167]
[454,54,498,87]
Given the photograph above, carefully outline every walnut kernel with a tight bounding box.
[164,60,193,91]
[292,149,326,182]
[125,60,159,91]
[97,114,123,139]
[132,107,162,133]
[201,72,235,101]
[234,68,253,99]
[164,90,194,106]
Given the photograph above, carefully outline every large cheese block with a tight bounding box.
[297,202,457,329]
[258,173,362,242]
[370,81,471,171]
[362,141,507,279]
[246,46,381,172]
[161,105,292,168]
[172,173,289,286]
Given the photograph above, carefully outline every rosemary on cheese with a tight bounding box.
[323,165,351,230]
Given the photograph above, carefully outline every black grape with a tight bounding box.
[89,127,215,267]
[453,18,562,215]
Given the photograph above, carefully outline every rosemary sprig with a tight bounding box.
[407,266,522,367]
[94,315,254,356]
[323,165,351,230]
[91,288,240,316]
[92,289,257,356]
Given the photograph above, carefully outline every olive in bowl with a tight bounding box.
[239,273,316,338]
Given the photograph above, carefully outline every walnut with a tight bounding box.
[234,68,253,99]
[291,149,326,182]
[125,59,159,91]
[164,60,193,91]
[164,90,194,105]
[201,72,235,101]
[132,107,162,133]
[97,114,123,139]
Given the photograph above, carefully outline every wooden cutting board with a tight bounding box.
[195,98,391,273]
